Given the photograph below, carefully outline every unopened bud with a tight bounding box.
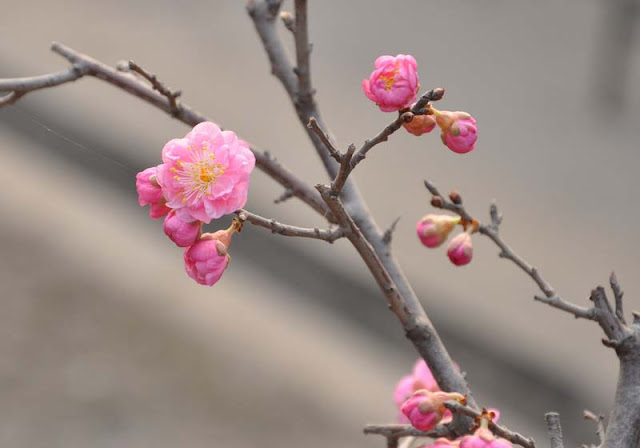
[449,190,462,204]
[447,232,473,266]
[431,88,445,101]
[416,214,461,248]
[431,196,444,208]
[432,108,478,154]
[400,390,465,431]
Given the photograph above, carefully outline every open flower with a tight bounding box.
[433,109,478,154]
[136,166,170,219]
[183,219,242,286]
[417,214,461,248]
[157,122,255,224]
[362,54,420,112]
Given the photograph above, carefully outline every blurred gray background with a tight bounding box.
[1,0,640,447]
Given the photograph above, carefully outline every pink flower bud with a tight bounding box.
[163,210,203,247]
[362,54,420,112]
[447,232,473,266]
[403,114,437,136]
[400,390,465,431]
[433,110,478,154]
[417,214,461,248]
[183,219,242,286]
[136,166,171,219]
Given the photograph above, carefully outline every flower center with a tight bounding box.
[171,145,227,204]
[379,71,397,91]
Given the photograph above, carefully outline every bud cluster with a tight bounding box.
[416,214,475,266]
[362,54,478,154]
[394,360,506,446]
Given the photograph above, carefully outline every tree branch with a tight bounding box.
[294,0,314,109]
[424,179,640,448]
[0,42,332,221]
[545,412,564,448]
[317,184,477,433]
[248,1,476,425]
[307,117,341,163]
[424,179,596,320]
[236,209,345,242]
[365,401,535,448]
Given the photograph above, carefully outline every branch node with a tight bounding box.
[274,188,295,204]
[280,11,295,32]
[383,216,402,245]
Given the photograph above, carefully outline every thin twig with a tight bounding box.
[236,209,345,243]
[424,179,596,321]
[331,144,355,195]
[583,410,606,447]
[364,423,449,439]
[308,117,341,163]
[124,60,181,116]
[383,216,401,245]
[545,413,564,448]
[0,91,24,107]
[350,88,445,169]
[274,188,294,204]
[610,272,626,325]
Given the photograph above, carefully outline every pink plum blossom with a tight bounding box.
[417,214,461,248]
[183,219,242,286]
[447,232,473,266]
[400,390,465,431]
[404,114,437,136]
[433,110,478,154]
[136,166,170,219]
[164,210,202,247]
[157,122,256,224]
[362,54,420,112]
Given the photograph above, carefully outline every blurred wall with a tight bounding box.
[1,1,640,447]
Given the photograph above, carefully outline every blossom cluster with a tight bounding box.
[362,54,478,154]
[136,122,255,285]
[416,215,475,266]
[394,359,508,447]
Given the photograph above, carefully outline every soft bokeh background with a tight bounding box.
[2,1,640,447]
